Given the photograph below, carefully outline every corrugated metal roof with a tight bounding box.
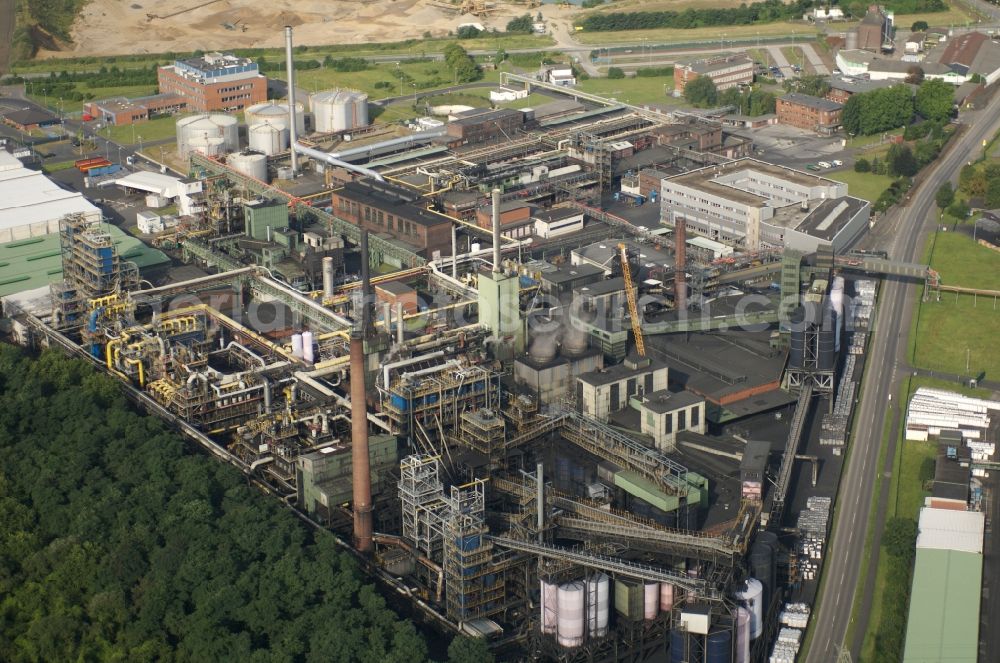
[903,548,981,663]
[0,166,101,233]
[916,507,985,554]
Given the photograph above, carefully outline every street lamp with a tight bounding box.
[396,61,402,97]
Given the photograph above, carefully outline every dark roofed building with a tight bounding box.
[3,108,60,131]
[446,108,524,146]
[776,93,843,133]
[673,54,754,94]
[856,5,891,52]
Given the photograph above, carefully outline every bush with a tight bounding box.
[506,14,534,34]
[456,25,482,39]
[636,66,675,77]
[607,67,626,79]
[854,158,871,172]
[581,0,606,7]
[935,181,954,209]
[684,75,718,108]
[911,20,929,31]
[948,199,970,219]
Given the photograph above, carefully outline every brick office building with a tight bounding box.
[157,52,267,113]
[331,179,452,258]
[673,55,754,95]
[776,93,843,133]
[83,93,187,126]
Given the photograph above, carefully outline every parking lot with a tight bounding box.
[737,124,853,171]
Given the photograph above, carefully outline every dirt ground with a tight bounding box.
[36,0,578,59]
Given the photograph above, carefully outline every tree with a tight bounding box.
[935,181,954,209]
[854,158,871,172]
[986,176,1000,208]
[948,199,970,219]
[456,25,482,39]
[904,66,924,84]
[607,67,625,79]
[684,75,718,107]
[887,144,918,177]
[793,74,830,98]
[842,94,863,135]
[915,78,954,122]
[449,635,495,663]
[506,14,534,34]
[959,163,985,196]
[911,20,929,31]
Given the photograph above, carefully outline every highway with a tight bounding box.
[804,90,1000,662]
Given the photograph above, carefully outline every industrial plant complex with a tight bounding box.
[1,17,998,663]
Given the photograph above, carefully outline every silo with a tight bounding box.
[245,101,305,136]
[735,578,764,640]
[302,331,315,364]
[291,333,304,358]
[706,630,733,663]
[659,583,675,611]
[541,580,558,634]
[614,578,644,621]
[248,122,290,156]
[586,573,610,637]
[311,89,370,133]
[788,306,805,368]
[227,152,268,182]
[735,607,751,663]
[176,114,239,158]
[643,582,659,620]
[557,581,585,648]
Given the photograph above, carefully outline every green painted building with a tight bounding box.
[295,434,398,522]
[902,548,982,662]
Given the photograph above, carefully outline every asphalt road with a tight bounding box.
[804,90,1000,663]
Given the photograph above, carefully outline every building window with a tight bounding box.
[678,409,686,431]
[665,414,673,434]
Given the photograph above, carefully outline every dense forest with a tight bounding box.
[0,345,488,663]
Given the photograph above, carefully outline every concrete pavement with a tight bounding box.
[800,43,829,75]
[804,90,1000,663]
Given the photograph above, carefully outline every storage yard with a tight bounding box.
[2,26,997,663]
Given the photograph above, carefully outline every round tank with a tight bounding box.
[176,114,239,158]
[528,332,558,363]
[291,333,304,358]
[561,319,589,357]
[736,607,751,663]
[311,89,369,133]
[829,276,845,317]
[302,331,315,364]
[670,629,692,663]
[541,580,558,634]
[706,630,732,663]
[586,573,610,638]
[227,152,267,182]
[557,581,585,648]
[659,583,674,611]
[736,578,764,640]
[248,122,290,156]
[244,101,305,136]
[643,582,659,620]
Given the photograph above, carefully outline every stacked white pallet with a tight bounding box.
[779,603,810,629]
[769,628,802,663]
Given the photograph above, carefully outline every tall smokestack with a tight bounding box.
[284,26,299,177]
[360,229,372,334]
[491,187,502,274]
[322,256,335,298]
[350,330,373,553]
[675,215,687,312]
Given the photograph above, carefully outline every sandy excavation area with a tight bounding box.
[37,0,574,59]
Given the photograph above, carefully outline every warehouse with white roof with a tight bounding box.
[0,151,101,244]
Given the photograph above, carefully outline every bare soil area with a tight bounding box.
[36,0,574,59]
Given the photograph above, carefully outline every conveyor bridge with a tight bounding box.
[764,383,814,528]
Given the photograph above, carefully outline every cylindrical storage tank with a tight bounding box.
[614,579,644,621]
[643,582,659,620]
[291,333,304,358]
[586,573,610,638]
[541,580,558,634]
[322,256,336,298]
[557,581,585,648]
[528,332,557,363]
[736,607,751,663]
[302,331,315,364]
[750,533,777,609]
[177,114,239,158]
[736,578,764,640]
[659,583,674,611]
[672,629,703,663]
[245,101,305,136]
[227,152,267,182]
[248,122,290,156]
[706,630,732,663]
[311,89,370,133]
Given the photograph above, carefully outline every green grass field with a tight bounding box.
[101,115,181,145]
[827,169,895,203]
[574,21,814,46]
[576,74,679,105]
[28,84,158,116]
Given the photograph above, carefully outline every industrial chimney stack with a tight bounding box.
[675,216,687,312]
[350,229,374,552]
[284,26,299,177]
[491,187,502,274]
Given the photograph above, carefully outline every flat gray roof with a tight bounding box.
[642,389,703,414]
[780,92,843,112]
[578,358,666,387]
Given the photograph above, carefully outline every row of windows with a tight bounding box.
[221,93,252,103]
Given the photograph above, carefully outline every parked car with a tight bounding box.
[817,161,832,169]
[806,164,821,171]
[831,159,844,167]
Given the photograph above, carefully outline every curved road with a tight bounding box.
[805,90,1000,663]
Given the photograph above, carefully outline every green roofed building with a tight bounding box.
[0,226,170,298]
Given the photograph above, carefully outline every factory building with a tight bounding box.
[577,355,669,422]
[331,179,452,258]
[533,207,585,239]
[636,389,707,451]
[673,54,755,95]
[157,52,267,112]
[475,201,533,239]
[445,108,525,146]
[83,93,187,126]
[660,158,871,252]
[854,4,893,53]
[1,109,59,132]
[776,93,843,134]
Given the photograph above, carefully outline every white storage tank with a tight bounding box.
[244,101,305,136]
[643,582,659,620]
[586,573,610,638]
[176,114,239,158]
[557,581,585,648]
[311,89,369,133]
[659,583,674,611]
[736,606,751,663]
[291,333,304,358]
[541,580,558,634]
[227,152,268,182]
[736,578,764,640]
[248,122,289,156]
[302,331,315,364]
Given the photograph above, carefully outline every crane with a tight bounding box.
[618,243,645,357]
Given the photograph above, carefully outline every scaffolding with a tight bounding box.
[53,214,139,330]
[400,455,449,561]
[443,479,504,622]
